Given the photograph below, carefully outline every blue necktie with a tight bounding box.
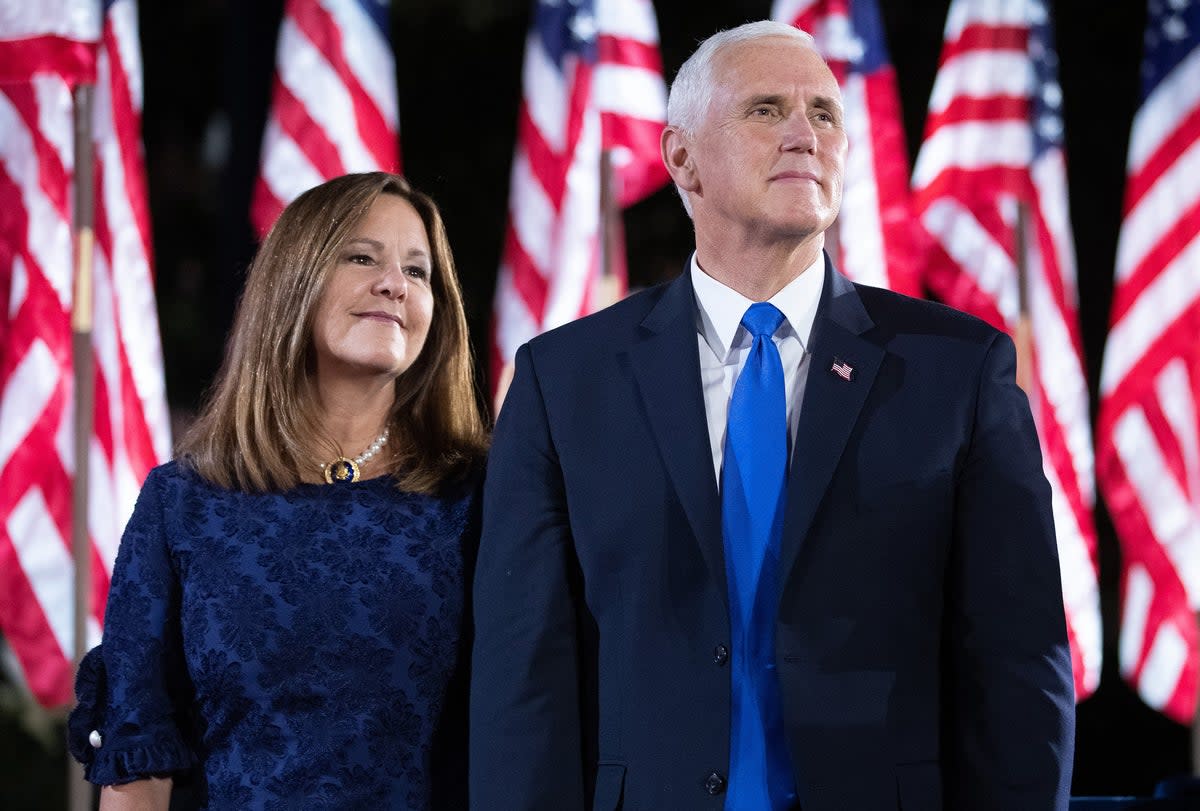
[721,303,796,809]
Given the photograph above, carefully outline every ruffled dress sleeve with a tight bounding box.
[68,465,198,785]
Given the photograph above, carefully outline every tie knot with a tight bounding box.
[740,302,785,340]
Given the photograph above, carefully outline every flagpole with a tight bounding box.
[1013,202,1033,395]
[497,149,622,417]
[594,148,622,309]
[68,81,96,811]
[1194,641,1200,775]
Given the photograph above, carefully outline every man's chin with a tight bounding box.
[754,214,834,245]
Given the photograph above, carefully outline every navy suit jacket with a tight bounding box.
[471,258,1075,810]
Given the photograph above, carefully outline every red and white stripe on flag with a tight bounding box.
[251,0,400,236]
[910,0,1101,701]
[1098,0,1200,724]
[490,0,669,387]
[0,0,170,707]
[771,0,921,296]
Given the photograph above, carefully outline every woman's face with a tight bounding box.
[310,193,435,383]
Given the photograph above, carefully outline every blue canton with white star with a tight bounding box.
[1143,0,1200,101]
[850,0,893,75]
[534,0,598,69]
[1028,0,1065,159]
[355,0,391,41]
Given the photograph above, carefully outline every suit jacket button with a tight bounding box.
[713,644,729,666]
[704,770,726,795]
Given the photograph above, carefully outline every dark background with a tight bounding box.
[0,0,1190,806]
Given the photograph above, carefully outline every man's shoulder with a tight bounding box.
[526,278,677,357]
[851,281,1003,345]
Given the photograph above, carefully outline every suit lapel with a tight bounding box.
[780,258,884,583]
[629,271,727,609]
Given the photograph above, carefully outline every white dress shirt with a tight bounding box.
[691,253,825,484]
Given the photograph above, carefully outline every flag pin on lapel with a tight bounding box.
[830,357,854,382]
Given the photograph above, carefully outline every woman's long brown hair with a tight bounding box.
[177,172,487,493]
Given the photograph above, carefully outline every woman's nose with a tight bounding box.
[373,264,407,299]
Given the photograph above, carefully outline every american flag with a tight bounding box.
[0,0,170,706]
[831,359,854,382]
[910,0,1101,701]
[771,0,921,295]
[1098,0,1200,724]
[490,0,669,389]
[251,0,399,236]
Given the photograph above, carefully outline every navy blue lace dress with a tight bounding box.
[69,460,478,809]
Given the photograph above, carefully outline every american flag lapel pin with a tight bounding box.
[830,357,854,382]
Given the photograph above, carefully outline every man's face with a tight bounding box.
[685,37,847,244]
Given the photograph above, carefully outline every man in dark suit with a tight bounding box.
[470,20,1074,811]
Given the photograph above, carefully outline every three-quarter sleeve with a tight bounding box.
[69,466,198,785]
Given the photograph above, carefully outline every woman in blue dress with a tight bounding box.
[68,172,488,809]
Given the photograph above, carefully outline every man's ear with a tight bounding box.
[661,126,699,194]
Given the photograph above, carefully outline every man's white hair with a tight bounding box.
[665,20,818,217]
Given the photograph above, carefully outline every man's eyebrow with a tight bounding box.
[812,95,844,115]
[742,93,786,108]
[739,93,844,115]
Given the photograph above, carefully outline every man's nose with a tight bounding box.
[781,113,817,152]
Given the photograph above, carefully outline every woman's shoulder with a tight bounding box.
[140,457,218,498]
[347,468,481,540]
[145,457,188,484]
[137,458,267,516]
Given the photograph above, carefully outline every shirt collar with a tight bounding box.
[691,251,825,362]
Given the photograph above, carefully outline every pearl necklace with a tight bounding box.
[320,428,389,484]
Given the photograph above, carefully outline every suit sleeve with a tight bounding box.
[470,344,586,810]
[944,332,1075,810]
